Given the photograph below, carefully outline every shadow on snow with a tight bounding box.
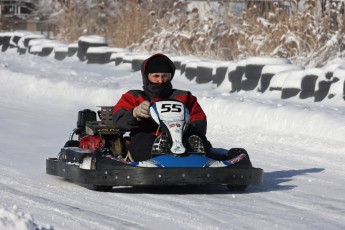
[249,167,325,193]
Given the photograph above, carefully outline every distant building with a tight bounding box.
[0,0,36,16]
[186,0,288,17]
[0,0,47,34]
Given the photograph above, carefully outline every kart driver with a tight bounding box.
[112,53,211,161]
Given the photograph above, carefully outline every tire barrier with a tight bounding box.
[180,58,199,76]
[1,32,12,52]
[77,35,108,62]
[300,68,322,99]
[327,67,345,101]
[269,70,291,93]
[180,59,188,75]
[184,60,198,81]
[195,60,217,84]
[214,61,232,86]
[68,43,78,57]
[54,46,68,61]
[1,30,344,103]
[281,70,304,99]
[241,57,291,91]
[171,56,184,71]
[20,34,47,54]
[228,59,245,93]
[131,54,150,72]
[258,64,304,93]
[314,63,344,102]
[86,47,110,64]
[28,39,66,57]
[110,52,124,66]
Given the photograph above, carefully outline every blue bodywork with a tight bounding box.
[128,148,231,168]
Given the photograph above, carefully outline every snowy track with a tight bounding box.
[1,51,345,229]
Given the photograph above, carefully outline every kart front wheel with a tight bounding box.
[91,185,113,192]
[227,185,247,192]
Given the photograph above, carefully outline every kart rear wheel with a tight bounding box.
[227,185,248,192]
[64,140,80,147]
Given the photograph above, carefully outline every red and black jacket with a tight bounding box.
[112,89,207,137]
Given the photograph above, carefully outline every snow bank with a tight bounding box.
[0,64,117,108]
[245,56,291,66]
[78,35,108,44]
[0,206,52,230]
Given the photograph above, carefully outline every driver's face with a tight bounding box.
[148,73,172,84]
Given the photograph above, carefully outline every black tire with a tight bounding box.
[91,185,113,192]
[227,148,252,167]
[227,185,248,192]
[228,148,247,158]
[64,140,80,147]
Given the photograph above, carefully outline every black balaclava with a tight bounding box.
[141,53,176,98]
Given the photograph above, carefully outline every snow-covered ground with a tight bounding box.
[0,49,345,230]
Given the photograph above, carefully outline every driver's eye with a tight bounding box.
[148,73,171,80]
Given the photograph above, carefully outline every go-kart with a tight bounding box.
[46,100,263,192]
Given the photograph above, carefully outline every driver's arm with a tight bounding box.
[112,91,145,130]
